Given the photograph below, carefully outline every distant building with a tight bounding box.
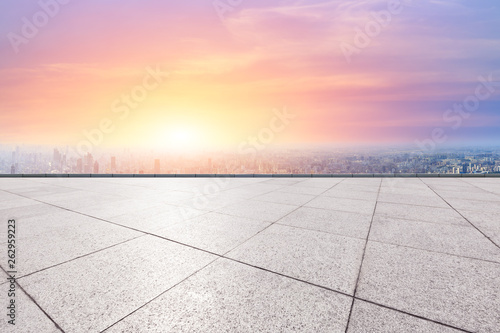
[10,165,15,174]
[154,159,161,174]
[76,158,83,173]
[84,153,93,173]
[111,156,117,173]
[93,161,99,174]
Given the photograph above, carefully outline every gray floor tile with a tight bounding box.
[227,224,365,294]
[0,197,38,210]
[306,196,376,215]
[445,197,500,214]
[275,185,327,195]
[333,184,380,193]
[0,203,63,220]
[347,300,463,333]
[216,200,298,222]
[323,188,378,201]
[154,212,270,254]
[20,236,216,333]
[377,192,448,208]
[0,212,142,276]
[277,207,372,239]
[375,202,468,226]
[357,242,500,332]
[108,258,352,333]
[107,204,208,233]
[0,284,61,333]
[458,209,500,247]
[370,216,500,262]
[297,178,344,188]
[253,191,315,206]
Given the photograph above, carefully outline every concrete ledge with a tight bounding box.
[485,173,500,177]
[462,174,487,178]
[1,173,497,178]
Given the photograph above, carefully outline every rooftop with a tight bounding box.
[1,177,499,332]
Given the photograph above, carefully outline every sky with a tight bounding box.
[1,0,499,152]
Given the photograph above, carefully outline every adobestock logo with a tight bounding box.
[7,0,71,54]
[238,107,296,156]
[73,65,169,158]
[415,70,500,153]
[340,0,413,64]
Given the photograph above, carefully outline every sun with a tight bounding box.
[170,128,193,144]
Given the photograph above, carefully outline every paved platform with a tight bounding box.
[0,177,499,332]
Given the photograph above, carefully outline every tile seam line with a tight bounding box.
[457,178,500,199]
[1,180,478,332]
[0,265,66,333]
[15,235,148,281]
[344,178,382,333]
[272,223,500,265]
[0,200,472,332]
[99,257,222,332]
[353,296,472,333]
[1,186,495,265]
[419,179,500,250]
[217,179,347,252]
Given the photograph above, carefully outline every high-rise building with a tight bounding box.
[93,161,99,174]
[76,158,83,173]
[84,153,93,173]
[154,159,161,174]
[111,156,116,173]
[10,165,15,174]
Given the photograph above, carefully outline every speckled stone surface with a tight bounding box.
[0,177,499,332]
[375,202,468,225]
[370,215,500,262]
[277,207,372,239]
[305,196,377,215]
[357,242,500,332]
[153,212,270,254]
[19,236,216,333]
[215,199,299,222]
[107,259,352,333]
[347,300,463,333]
[0,285,61,333]
[226,224,365,294]
[0,211,142,276]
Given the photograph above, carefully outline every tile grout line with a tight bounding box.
[99,256,223,332]
[216,179,347,253]
[0,265,66,333]
[272,223,500,265]
[344,178,382,333]
[419,179,500,250]
[0,179,483,332]
[458,178,500,198]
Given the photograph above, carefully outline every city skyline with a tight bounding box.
[1,1,500,151]
[3,144,500,175]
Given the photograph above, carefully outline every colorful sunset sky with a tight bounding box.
[1,0,499,151]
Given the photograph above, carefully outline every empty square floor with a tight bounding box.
[1,177,499,332]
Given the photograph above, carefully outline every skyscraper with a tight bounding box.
[111,156,116,173]
[10,165,15,174]
[76,158,83,173]
[93,161,99,174]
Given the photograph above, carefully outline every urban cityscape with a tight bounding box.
[2,145,500,175]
